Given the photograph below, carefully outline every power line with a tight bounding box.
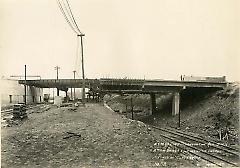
[56,0,79,35]
[56,0,86,105]
[57,0,82,75]
[65,0,82,34]
[57,0,82,35]
[61,0,81,34]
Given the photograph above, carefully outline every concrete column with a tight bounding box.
[57,88,60,96]
[150,93,156,115]
[172,92,180,116]
[65,90,68,103]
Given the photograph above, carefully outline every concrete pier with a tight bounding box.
[150,93,156,115]
[172,92,180,116]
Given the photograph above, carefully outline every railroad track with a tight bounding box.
[151,126,239,167]
[165,127,239,154]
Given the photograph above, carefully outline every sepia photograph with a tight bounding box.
[0,0,239,167]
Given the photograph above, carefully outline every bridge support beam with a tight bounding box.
[64,90,67,102]
[150,93,156,115]
[172,92,180,116]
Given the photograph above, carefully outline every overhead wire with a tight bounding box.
[56,0,79,35]
[61,0,81,35]
[65,0,82,34]
[62,0,83,75]
[56,0,83,78]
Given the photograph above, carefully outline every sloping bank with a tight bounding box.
[2,103,202,167]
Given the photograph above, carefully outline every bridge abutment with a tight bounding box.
[172,92,180,116]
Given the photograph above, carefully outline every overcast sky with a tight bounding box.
[0,0,239,81]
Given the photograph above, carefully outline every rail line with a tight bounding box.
[165,127,239,154]
[151,125,239,167]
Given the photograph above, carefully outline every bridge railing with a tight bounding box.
[100,78,145,86]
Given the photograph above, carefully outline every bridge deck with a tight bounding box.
[19,79,100,88]
[19,78,227,93]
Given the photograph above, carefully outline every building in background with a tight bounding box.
[0,76,43,107]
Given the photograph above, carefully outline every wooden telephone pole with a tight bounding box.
[73,70,76,100]
[24,65,27,105]
[78,34,86,106]
[54,66,60,96]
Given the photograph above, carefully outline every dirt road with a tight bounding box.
[2,103,197,167]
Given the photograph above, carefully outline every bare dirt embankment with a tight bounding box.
[2,103,203,168]
[105,83,239,146]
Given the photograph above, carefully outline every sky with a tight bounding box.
[0,0,239,81]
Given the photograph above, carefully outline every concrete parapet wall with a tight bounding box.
[181,75,226,82]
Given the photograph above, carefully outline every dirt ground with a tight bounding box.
[149,83,239,146]
[106,83,239,147]
[1,103,203,168]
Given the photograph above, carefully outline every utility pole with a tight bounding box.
[78,34,86,106]
[53,88,55,102]
[54,66,60,96]
[70,87,72,100]
[131,96,133,120]
[24,65,27,105]
[73,70,76,101]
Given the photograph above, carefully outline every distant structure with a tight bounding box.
[180,75,226,83]
[0,76,43,107]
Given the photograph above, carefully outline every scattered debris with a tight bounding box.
[12,104,27,119]
[67,107,77,111]
[63,132,81,139]
[60,103,73,107]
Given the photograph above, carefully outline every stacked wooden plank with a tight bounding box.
[13,104,27,119]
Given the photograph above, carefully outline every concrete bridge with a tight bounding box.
[19,77,227,116]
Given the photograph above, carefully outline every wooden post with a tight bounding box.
[131,97,133,120]
[125,103,128,113]
[53,88,55,103]
[78,34,86,106]
[178,110,181,127]
[73,70,76,101]
[54,66,60,96]
[24,65,27,105]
